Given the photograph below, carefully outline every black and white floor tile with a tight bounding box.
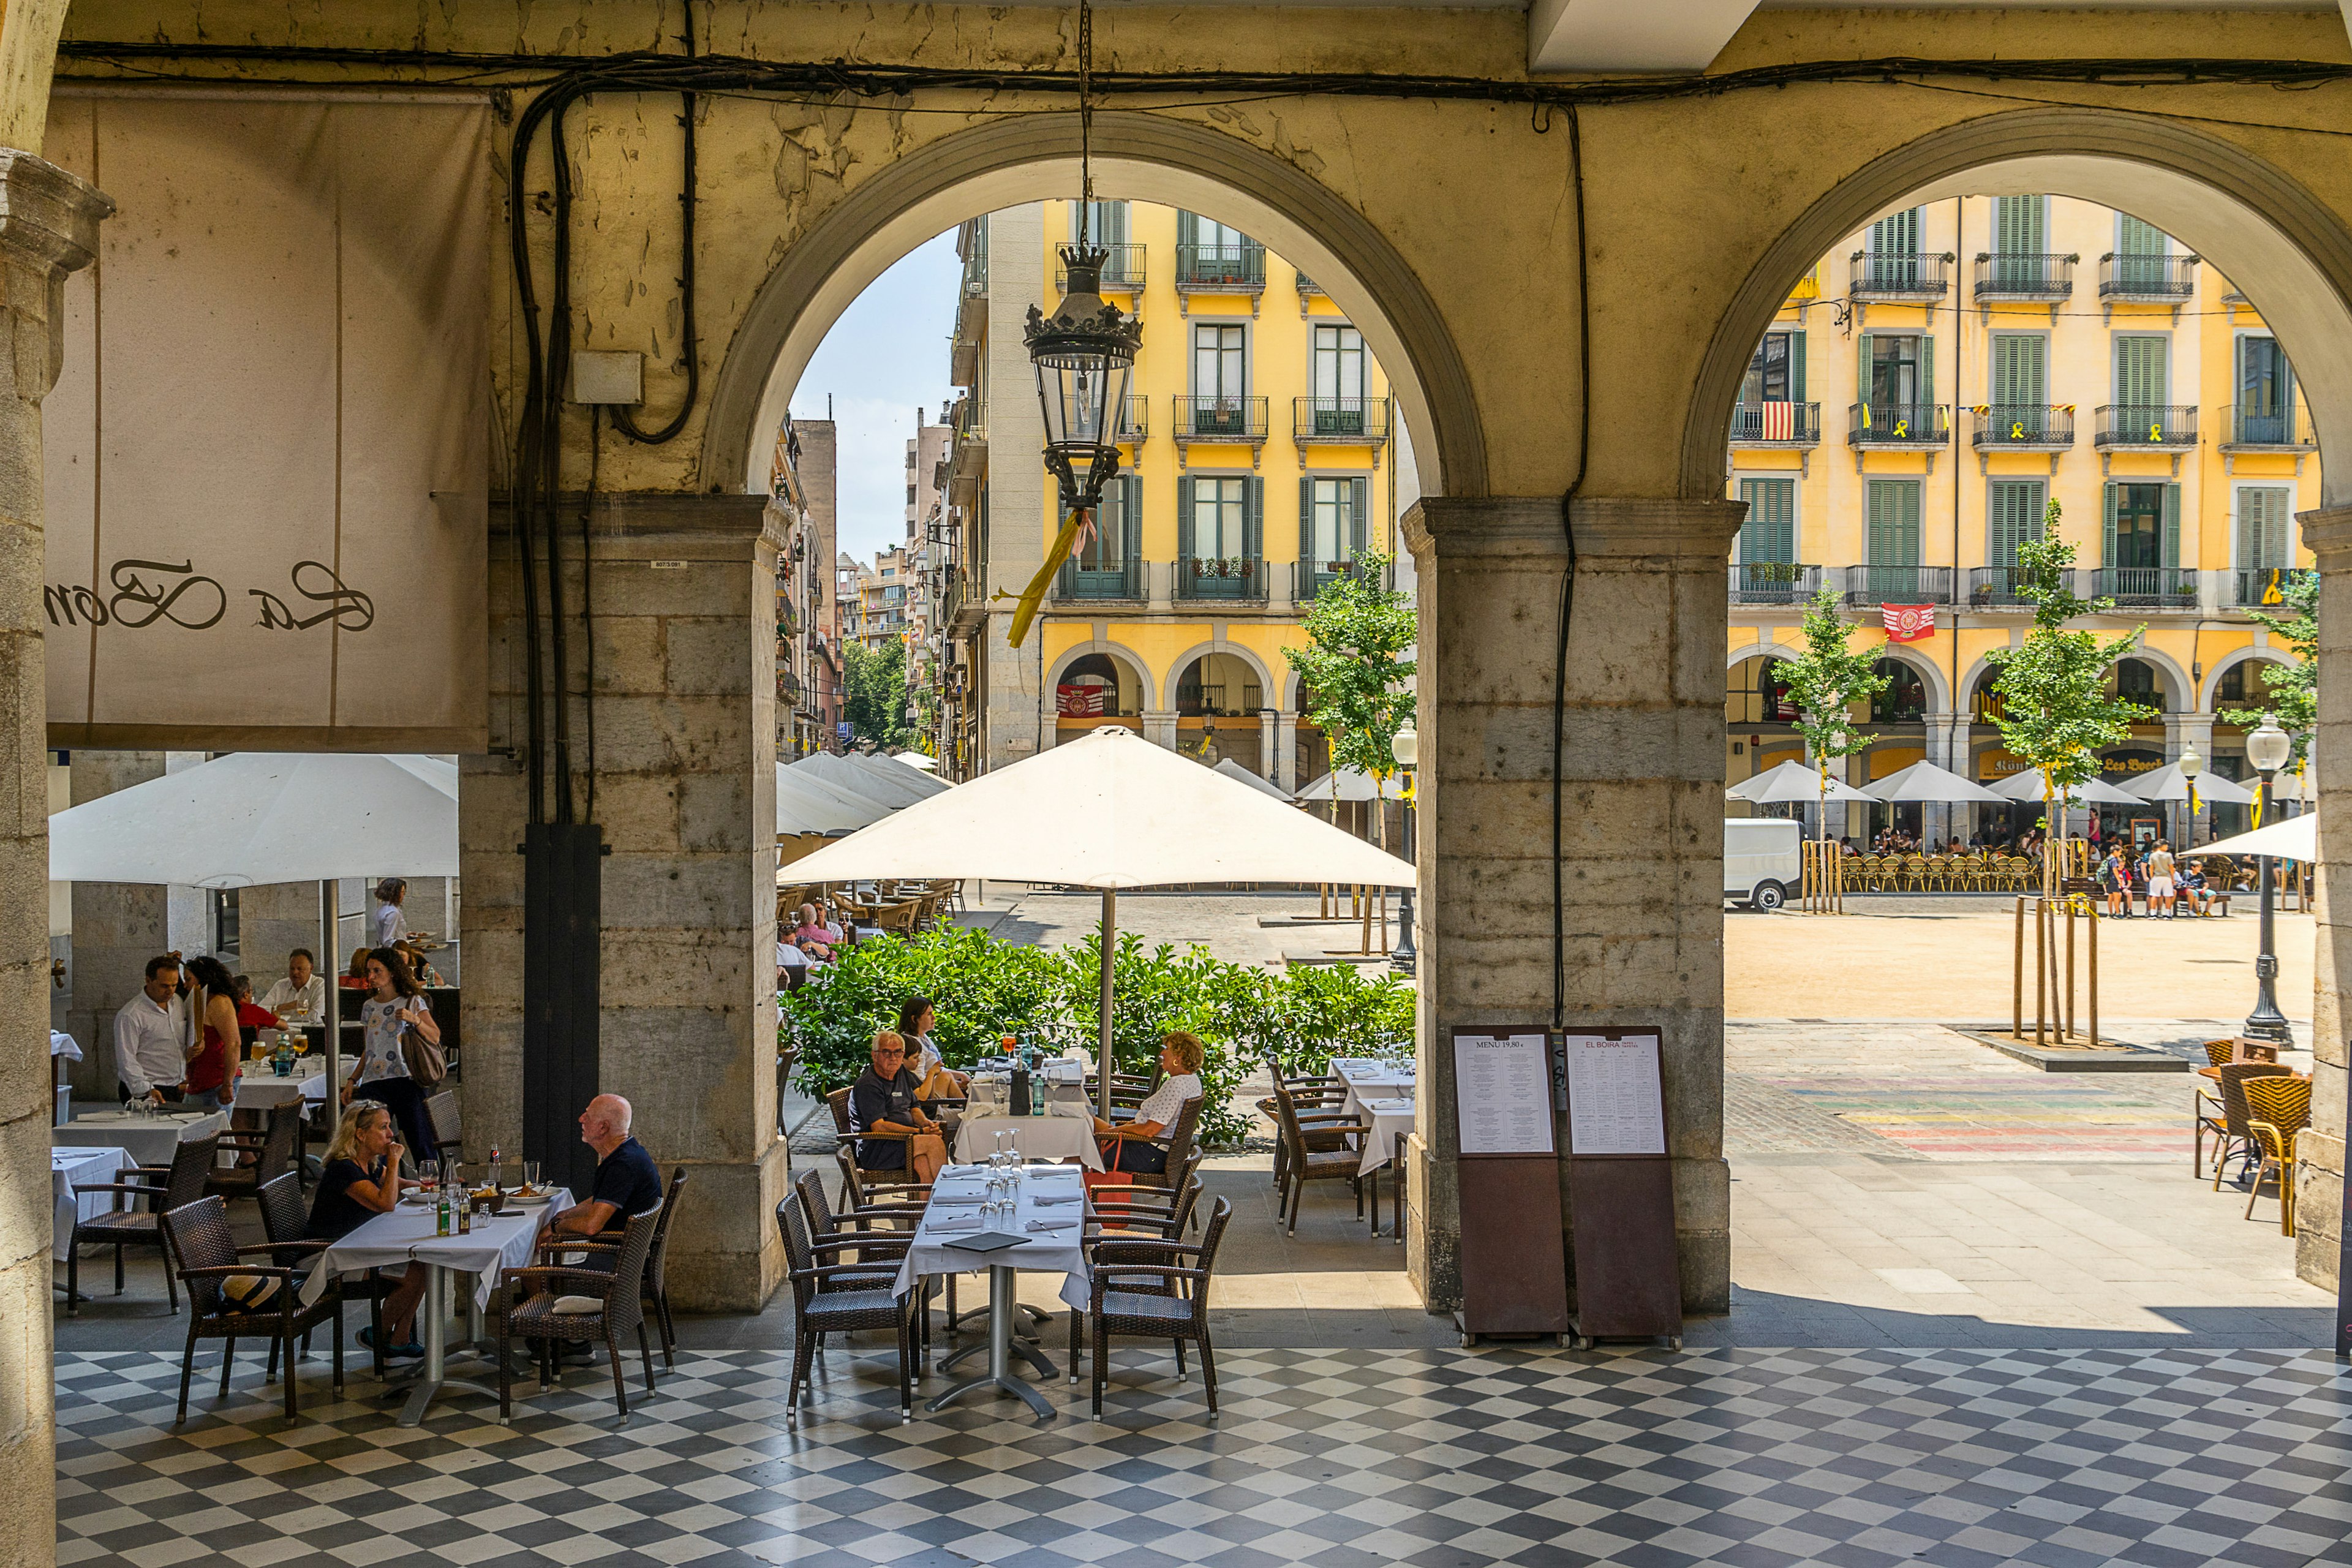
[55,1344,2352,1567]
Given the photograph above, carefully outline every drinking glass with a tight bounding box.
[523,1160,541,1193]
[420,1159,440,1190]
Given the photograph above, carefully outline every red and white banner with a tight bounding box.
[1882,604,1936,643]
[1055,680,1108,717]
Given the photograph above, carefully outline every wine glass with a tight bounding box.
[420,1159,440,1191]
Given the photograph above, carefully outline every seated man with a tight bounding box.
[258,948,327,1023]
[850,1031,946,1182]
[1090,1031,1206,1175]
[546,1093,665,1257]
[790,902,842,961]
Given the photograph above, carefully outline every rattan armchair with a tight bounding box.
[2243,1074,2313,1234]
[1083,1196,1234,1419]
[69,1133,220,1314]
[2199,1061,2294,1186]
[775,1193,919,1425]
[206,1102,300,1206]
[497,1205,663,1423]
[1267,1085,1367,1235]
[159,1195,344,1425]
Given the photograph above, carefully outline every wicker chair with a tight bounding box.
[424,1090,465,1167]
[2202,1061,2295,1188]
[251,1170,398,1381]
[2243,1075,2313,1234]
[1267,1086,1366,1235]
[206,1102,300,1206]
[2201,1038,2239,1070]
[1084,1195,1234,1420]
[159,1196,344,1425]
[1068,1171,1205,1378]
[497,1205,663,1423]
[1265,1060,1359,1193]
[1123,1096,1204,1197]
[68,1133,220,1314]
[775,1193,919,1426]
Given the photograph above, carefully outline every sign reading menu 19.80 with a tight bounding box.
[1564,1033,1667,1155]
[1452,1032,1554,1155]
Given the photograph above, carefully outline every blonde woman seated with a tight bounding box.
[848,1031,948,1183]
[306,1100,428,1359]
[1092,1031,1205,1175]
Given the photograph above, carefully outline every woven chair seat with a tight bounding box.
[77,1210,159,1237]
[1099,1291,1193,1333]
[506,1281,636,1342]
[1297,1147,1362,1175]
[798,1285,910,1333]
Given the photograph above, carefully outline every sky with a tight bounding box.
[789,228,965,565]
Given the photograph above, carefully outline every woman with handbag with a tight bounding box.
[344,947,443,1167]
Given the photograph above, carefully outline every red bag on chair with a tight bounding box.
[1084,1153,1135,1227]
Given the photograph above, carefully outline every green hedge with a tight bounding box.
[778,924,1414,1148]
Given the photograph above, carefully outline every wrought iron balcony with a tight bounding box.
[1971,252,2076,300]
[1174,394,1270,443]
[1295,557,1394,605]
[1175,554,1267,603]
[1175,242,1266,293]
[2222,404,2315,450]
[1848,402,1949,447]
[1969,403,2075,451]
[1728,402,1820,447]
[1963,566,2064,609]
[1727,562,1822,606]
[1841,565,1954,606]
[1848,251,1951,300]
[2088,567,2199,609]
[2098,252,2199,300]
[2093,404,2198,450]
[777,667,804,705]
[1117,396,1149,442]
[1292,396,1391,446]
[1055,557,1147,602]
[1056,242,1146,293]
[2234,567,2316,608]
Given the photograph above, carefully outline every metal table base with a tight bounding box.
[385,1265,502,1426]
[927,1264,1057,1420]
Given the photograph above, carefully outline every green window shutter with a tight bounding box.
[1994,195,2045,255]
[2102,483,2119,566]
[1921,334,1935,414]
[2116,336,2166,408]
[1178,475,1196,559]
[1349,478,1369,556]
[2119,215,2166,256]
[1991,334,2046,405]
[2163,482,2181,570]
[1791,332,1807,403]
[1870,208,1920,254]
[1123,475,1142,560]
[1177,210,1197,250]
[1245,477,1264,562]
[1740,479,1795,564]
[1298,476,1314,563]
[1866,481,1921,566]
[2261,487,2290,567]
[1858,334,1874,406]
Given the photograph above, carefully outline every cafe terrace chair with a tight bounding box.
[1268,1086,1367,1236]
[1123,1096,1204,1202]
[775,1194,918,1427]
[69,1133,219,1314]
[1084,1194,1234,1420]
[581,1168,691,1368]
[2243,1074,2314,1235]
[424,1090,466,1167]
[1069,1169,1205,1378]
[206,1102,300,1207]
[2204,1061,2294,1188]
[497,1204,663,1425]
[251,1170,398,1381]
[159,1196,344,1427]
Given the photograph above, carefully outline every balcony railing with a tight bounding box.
[2098,252,2199,300]
[2094,404,2198,449]
[1295,557,1395,604]
[1174,394,1270,442]
[1964,566,2054,609]
[2223,405,2314,449]
[1968,404,2075,450]
[1056,242,1147,292]
[1971,252,2076,300]
[1055,557,1147,601]
[1292,396,1392,445]
[2234,567,2316,607]
[2089,567,2199,608]
[1727,562,1823,605]
[1848,402,1949,447]
[1842,565,1954,606]
[1175,554,1267,602]
[1728,402,1821,446]
[1849,251,1951,300]
[1117,396,1149,442]
[1175,243,1266,292]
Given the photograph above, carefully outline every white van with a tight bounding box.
[1724,818,1804,911]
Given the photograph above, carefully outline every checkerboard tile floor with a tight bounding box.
[55,1344,2352,1566]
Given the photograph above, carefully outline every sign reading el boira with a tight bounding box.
[39,96,489,751]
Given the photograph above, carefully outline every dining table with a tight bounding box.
[55,1106,230,1169]
[952,1114,1104,1170]
[233,1059,327,1110]
[892,1163,1091,1420]
[1330,1058,1417,1173]
[50,1144,134,1257]
[296,1187,576,1425]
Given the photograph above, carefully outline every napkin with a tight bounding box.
[1031,1194,1081,1205]
[1365,1098,1415,1111]
[1025,1219,1077,1232]
[929,1195,986,1205]
[927,1217,983,1233]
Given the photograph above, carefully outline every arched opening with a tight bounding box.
[1725,652,1802,816]
[1050,647,1148,741]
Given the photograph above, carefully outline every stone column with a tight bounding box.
[1257,707,1278,778]
[2166,715,2216,848]
[65,751,164,1097]
[1273,711,1300,794]
[464,494,789,1311]
[1924,713,1969,845]
[1140,709,1177,750]
[2294,504,2351,1295]
[1401,495,1737,1316]
[0,148,109,1568]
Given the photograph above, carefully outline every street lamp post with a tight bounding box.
[2244,713,2293,1045]
[1390,722,1417,974]
[2177,741,2202,848]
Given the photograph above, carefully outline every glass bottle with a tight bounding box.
[456,1182,472,1234]
[434,1178,451,1237]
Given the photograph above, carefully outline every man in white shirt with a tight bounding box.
[114,955,190,1104]
[259,948,328,1023]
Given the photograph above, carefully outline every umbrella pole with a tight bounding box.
[1097,888,1116,1119]
[320,880,340,1148]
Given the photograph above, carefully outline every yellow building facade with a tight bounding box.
[937,200,1407,786]
[1725,194,2318,845]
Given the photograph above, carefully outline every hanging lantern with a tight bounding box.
[1025,249,1140,518]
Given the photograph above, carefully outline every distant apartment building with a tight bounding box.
[767,415,840,758]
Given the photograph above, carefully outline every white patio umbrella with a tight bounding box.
[1725,759,1877,805]
[1985,766,2143,806]
[782,726,1412,1112]
[2191,812,2318,863]
[48,752,461,1109]
[846,751,951,799]
[1293,766,1406,803]
[1213,757,1293,802]
[888,751,940,774]
[790,751,936,809]
[2122,763,2257,807]
[775,763,894,835]
[1863,759,2007,805]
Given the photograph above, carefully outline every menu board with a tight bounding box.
[1564,1032,1666,1155]
[1452,1031,1555,1155]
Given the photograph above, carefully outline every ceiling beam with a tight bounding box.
[1528,0,1762,74]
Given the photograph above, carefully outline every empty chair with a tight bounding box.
[775,1194,919,1426]
[2243,1074,2314,1234]
[206,1102,300,1206]
[159,1195,344,1425]
[1082,1196,1234,1420]
[69,1134,220,1314]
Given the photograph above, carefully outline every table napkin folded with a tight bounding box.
[929,1195,985,1205]
[1025,1219,1077,1232]
[1032,1194,1081,1205]
[927,1217,983,1233]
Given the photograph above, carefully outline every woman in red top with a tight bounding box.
[180,954,241,1111]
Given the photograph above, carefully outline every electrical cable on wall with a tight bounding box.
[1554,106,1589,1035]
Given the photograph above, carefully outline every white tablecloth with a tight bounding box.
[1332,1060,1417,1120]
[1356,1098,1416,1176]
[232,1062,326,1110]
[892,1164,1091,1311]
[51,1145,134,1254]
[298,1189,578,1312]
[953,1114,1102,1170]
[54,1107,230,1169]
